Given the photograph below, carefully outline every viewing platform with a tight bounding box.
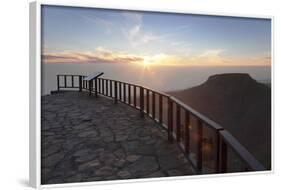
[41,74,265,184]
[41,91,194,184]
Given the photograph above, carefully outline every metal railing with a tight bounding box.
[55,74,266,174]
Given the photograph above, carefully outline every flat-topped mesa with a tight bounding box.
[204,73,257,89]
[169,72,271,169]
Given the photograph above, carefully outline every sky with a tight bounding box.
[41,5,271,67]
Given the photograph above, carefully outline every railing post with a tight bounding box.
[71,75,74,87]
[105,79,108,96]
[168,98,173,143]
[102,79,104,95]
[123,83,126,103]
[79,76,82,92]
[140,86,144,118]
[215,130,221,173]
[128,84,131,105]
[89,80,93,96]
[133,85,136,107]
[64,75,67,88]
[159,95,163,124]
[119,82,122,101]
[176,104,181,142]
[114,81,118,104]
[152,92,155,119]
[110,80,113,97]
[146,90,149,115]
[98,78,101,93]
[57,75,60,91]
[184,111,190,153]
[82,77,86,89]
[219,136,228,173]
[197,119,203,172]
[95,79,98,97]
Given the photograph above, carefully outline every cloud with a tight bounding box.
[197,49,226,64]
[121,12,142,24]
[199,49,225,57]
[42,48,144,64]
[42,46,270,67]
[80,14,114,34]
[120,12,160,48]
[145,49,227,66]
[126,24,159,47]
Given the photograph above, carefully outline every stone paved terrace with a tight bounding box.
[41,91,195,184]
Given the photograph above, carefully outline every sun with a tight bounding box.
[143,57,150,66]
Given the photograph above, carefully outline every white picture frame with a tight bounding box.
[29,1,274,189]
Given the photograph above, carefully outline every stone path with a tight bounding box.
[41,91,194,184]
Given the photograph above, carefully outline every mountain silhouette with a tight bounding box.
[169,73,271,169]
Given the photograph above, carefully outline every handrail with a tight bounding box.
[219,130,265,171]
[170,96,223,131]
[54,74,266,173]
[97,78,170,98]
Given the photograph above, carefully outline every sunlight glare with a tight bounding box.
[143,57,150,66]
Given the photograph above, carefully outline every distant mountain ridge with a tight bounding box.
[168,73,271,169]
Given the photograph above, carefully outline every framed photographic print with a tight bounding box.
[29,1,273,188]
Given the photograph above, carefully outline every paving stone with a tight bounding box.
[127,133,138,141]
[43,152,64,168]
[113,149,126,159]
[144,171,166,178]
[78,130,98,138]
[41,92,195,184]
[167,169,184,176]
[128,156,159,176]
[117,170,131,178]
[158,155,183,170]
[83,176,103,182]
[41,168,51,181]
[103,135,114,142]
[144,138,156,145]
[78,159,101,171]
[105,175,119,180]
[177,153,188,164]
[136,128,150,137]
[47,177,64,184]
[155,143,179,156]
[42,145,61,158]
[136,144,155,155]
[99,128,113,137]
[115,134,128,142]
[126,155,140,162]
[75,154,97,163]
[99,152,116,162]
[43,131,56,136]
[73,149,91,157]
[121,141,139,152]
[113,159,126,168]
[65,174,83,183]
[73,124,91,130]
[95,166,115,176]
[105,142,120,152]
[91,148,105,155]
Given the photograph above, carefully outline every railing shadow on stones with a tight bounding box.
[54,74,266,174]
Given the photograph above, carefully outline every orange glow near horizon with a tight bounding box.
[42,48,271,68]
